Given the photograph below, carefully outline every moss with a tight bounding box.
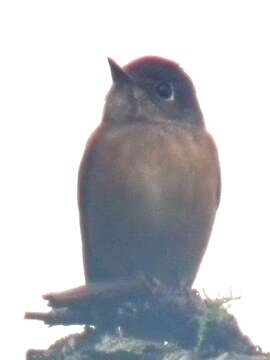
[26,289,268,359]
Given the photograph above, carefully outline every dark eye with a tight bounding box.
[155,82,174,100]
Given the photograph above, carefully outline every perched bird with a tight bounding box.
[78,56,221,289]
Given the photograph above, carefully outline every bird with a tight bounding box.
[78,56,221,290]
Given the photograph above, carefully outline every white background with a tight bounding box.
[1,1,270,358]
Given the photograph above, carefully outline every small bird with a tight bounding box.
[78,56,221,289]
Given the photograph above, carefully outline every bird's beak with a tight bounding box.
[108,58,131,85]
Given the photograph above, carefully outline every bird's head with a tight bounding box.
[103,56,204,128]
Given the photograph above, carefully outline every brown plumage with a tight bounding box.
[78,56,221,288]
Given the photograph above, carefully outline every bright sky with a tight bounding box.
[1,1,270,357]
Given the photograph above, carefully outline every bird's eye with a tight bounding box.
[154,82,174,100]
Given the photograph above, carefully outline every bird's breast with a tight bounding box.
[79,121,220,285]
[90,122,218,224]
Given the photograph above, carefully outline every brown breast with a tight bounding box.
[79,121,220,286]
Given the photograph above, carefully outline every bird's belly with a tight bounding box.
[81,125,218,285]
